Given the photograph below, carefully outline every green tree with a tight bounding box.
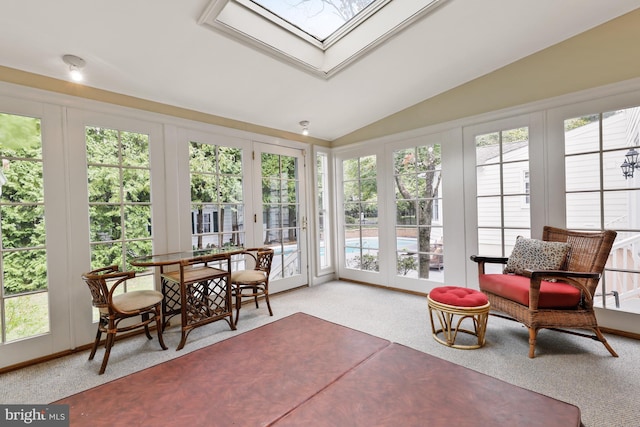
[394,145,441,279]
[85,127,152,271]
[0,113,47,295]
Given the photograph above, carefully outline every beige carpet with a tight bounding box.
[2,281,639,426]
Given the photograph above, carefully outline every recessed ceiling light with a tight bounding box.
[62,54,86,82]
[299,120,309,135]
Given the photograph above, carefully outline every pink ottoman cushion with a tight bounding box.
[429,286,488,307]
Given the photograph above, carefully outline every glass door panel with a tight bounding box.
[256,146,307,292]
[0,113,49,343]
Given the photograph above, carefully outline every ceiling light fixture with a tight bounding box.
[62,54,86,82]
[299,120,309,136]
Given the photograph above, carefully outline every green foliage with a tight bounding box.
[0,114,48,296]
[348,253,379,272]
[397,253,417,276]
[85,126,152,271]
[564,115,599,132]
[5,293,49,341]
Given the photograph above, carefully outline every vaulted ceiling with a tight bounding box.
[0,0,638,141]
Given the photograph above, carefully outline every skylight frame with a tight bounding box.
[236,0,391,49]
[198,0,448,79]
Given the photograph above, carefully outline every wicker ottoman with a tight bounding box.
[427,286,490,349]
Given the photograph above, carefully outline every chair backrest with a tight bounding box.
[542,226,617,296]
[81,265,135,310]
[237,247,274,276]
[255,248,274,276]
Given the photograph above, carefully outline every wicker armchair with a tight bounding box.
[82,265,167,374]
[471,226,617,358]
[231,247,274,326]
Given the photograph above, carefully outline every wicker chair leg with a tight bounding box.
[99,332,116,375]
[594,328,618,357]
[264,292,273,316]
[528,328,538,359]
[89,327,102,361]
[142,313,153,340]
[234,293,242,327]
[154,308,168,351]
[254,287,259,308]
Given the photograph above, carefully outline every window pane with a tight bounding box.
[90,242,123,272]
[603,149,633,190]
[564,114,600,155]
[121,131,149,167]
[3,249,47,295]
[191,141,245,251]
[603,108,640,151]
[566,192,601,229]
[1,205,46,249]
[343,155,380,273]
[393,143,442,281]
[5,293,49,341]
[1,160,44,203]
[565,153,600,191]
[417,171,440,198]
[396,200,416,225]
[124,205,152,239]
[219,147,242,174]
[86,126,152,280]
[476,133,499,165]
[0,113,49,342]
[88,166,120,203]
[476,164,501,196]
[86,128,119,164]
[502,161,528,195]
[89,205,122,241]
[604,191,639,228]
[503,195,530,228]
[476,126,530,259]
[124,169,151,202]
[477,197,501,227]
[477,228,503,258]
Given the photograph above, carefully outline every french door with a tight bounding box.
[0,99,69,369]
[253,144,308,293]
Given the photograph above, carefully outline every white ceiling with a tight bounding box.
[0,0,638,141]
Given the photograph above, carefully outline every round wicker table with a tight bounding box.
[427,286,490,349]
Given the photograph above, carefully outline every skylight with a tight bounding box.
[247,0,379,42]
[199,0,448,78]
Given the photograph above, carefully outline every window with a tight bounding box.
[343,155,378,272]
[0,113,49,342]
[393,144,443,279]
[199,0,445,77]
[316,152,332,270]
[246,0,380,42]
[564,107,640,311]
[189,142,244,249]
[476,127,530,269]
[86,127,153,273]
[85,127,155,321]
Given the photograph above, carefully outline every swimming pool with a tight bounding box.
[345,237,418,253]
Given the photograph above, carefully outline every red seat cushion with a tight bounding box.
[479,274,581,308]
[429,286,488,307]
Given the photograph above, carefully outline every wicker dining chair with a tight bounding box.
[81,265,167,374]
[470,226,618,358]
[231,247,274,326]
